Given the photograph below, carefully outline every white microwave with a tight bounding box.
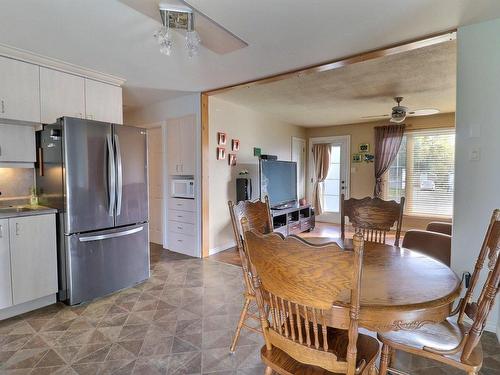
[171,179,195,199]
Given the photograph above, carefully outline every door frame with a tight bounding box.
[291,136,306,200]
[308,135,351,222]
[201,31,456,257]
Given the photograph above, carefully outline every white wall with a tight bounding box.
[124,93,202,257]
[209,97,306,253]
[454,18,500,333]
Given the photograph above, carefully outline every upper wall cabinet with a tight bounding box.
[85,79,123,124]
[0,56,40,123]
[40,67,86,124]
[0,124,36,163]
[167,115,195,175]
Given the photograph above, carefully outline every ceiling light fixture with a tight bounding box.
[155,3,201,58]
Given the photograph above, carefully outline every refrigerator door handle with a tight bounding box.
[107,134,116,217]
[114,134,123,216]
[78,226,144,242]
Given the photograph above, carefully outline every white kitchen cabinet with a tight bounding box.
[0,124,36,163]
[85,79,123,124]
[167,115,195,175]
[9,214,57,305]
[0,56,40,123]
[40,67,86,124]
[0,219,12,309]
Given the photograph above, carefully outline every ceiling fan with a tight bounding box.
[362,97,440,123]
[119,0,248,55]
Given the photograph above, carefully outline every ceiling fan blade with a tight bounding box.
[178,1,248,54]
[119,0,248,54]
[361,114,390,119]
[408,108,440,116]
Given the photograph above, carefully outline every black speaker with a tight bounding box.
[236,178,252,202]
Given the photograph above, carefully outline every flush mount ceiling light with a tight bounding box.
[154,3,201,57]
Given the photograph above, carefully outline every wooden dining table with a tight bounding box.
[305,237,462,332]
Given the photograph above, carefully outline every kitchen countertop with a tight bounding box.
[0,205,57,219]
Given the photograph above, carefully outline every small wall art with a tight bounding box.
[231,139,240,151]
[352,153,363,163]
[217,147,226,160]
[228,153,237,166]
[217,132,227,145]
[359,143,370,153]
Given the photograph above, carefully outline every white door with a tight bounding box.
[85,79,123,124]
[311,136,350,223]
[0,56,40,123]
[166,118,181,174]
[0,219,12,309]
[291,137,306,200]
[148,127,164,245]
[9,214,58,305]
[179,115,196,175]
[40,67,85,124]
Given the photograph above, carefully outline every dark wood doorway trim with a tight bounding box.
[200,30,456,257]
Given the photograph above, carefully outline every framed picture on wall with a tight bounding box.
[359,143,370,153]
[232,139,240,151]
[352,153,363,163]
[228,153,237,166]
[217,147,226,160]
[217,132,227,145]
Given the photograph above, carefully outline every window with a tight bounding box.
[323,145,341,212]
[384,128,455,217]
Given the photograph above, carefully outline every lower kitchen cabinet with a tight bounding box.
[6,214,58,306]
[0,219,12,309]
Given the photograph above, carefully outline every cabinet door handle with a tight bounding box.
[15,223,20,236]
[0,224,3,238]
[1,99,4,114]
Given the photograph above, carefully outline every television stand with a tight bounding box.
[271,203,315,236]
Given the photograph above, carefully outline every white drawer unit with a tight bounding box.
[168,209,196,224]
[0,219,12,309]
[168,197,196,212]
[168,231,197,254]
[170,222,196,236]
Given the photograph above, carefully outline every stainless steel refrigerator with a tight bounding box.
[36,117,149,305]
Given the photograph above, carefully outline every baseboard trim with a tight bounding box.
[209,242,236,256]
[0,294,56,320]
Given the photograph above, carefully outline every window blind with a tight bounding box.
[384,128,455,217]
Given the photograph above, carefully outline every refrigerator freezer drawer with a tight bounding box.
[65,223,150,305]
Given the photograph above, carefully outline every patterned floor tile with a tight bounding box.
[0,244,497,375]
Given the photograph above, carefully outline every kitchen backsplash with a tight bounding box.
[0,168,35,204]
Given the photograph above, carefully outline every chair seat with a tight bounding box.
[261,330,379,375]
[377,318,483,371]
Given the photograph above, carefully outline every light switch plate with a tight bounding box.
[470,148,481,161]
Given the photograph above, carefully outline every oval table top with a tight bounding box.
[305,237,462,332]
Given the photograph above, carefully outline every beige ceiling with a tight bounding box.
[216,40,457,127]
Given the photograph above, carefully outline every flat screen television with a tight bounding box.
[260,159,297,208]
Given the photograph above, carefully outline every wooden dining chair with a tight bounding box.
[242,225,380,375]
[340,194,405,246]
[227,197,274,353]
[402,229,451,266]
[378,209,500,375]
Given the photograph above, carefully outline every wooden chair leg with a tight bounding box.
[264,366,273,375]
[379,343,391,375]
[230,296,251,353]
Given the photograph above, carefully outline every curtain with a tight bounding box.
[374,124,405,197]
[312,144,331,215]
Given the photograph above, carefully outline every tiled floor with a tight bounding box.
[1,243,498,375]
